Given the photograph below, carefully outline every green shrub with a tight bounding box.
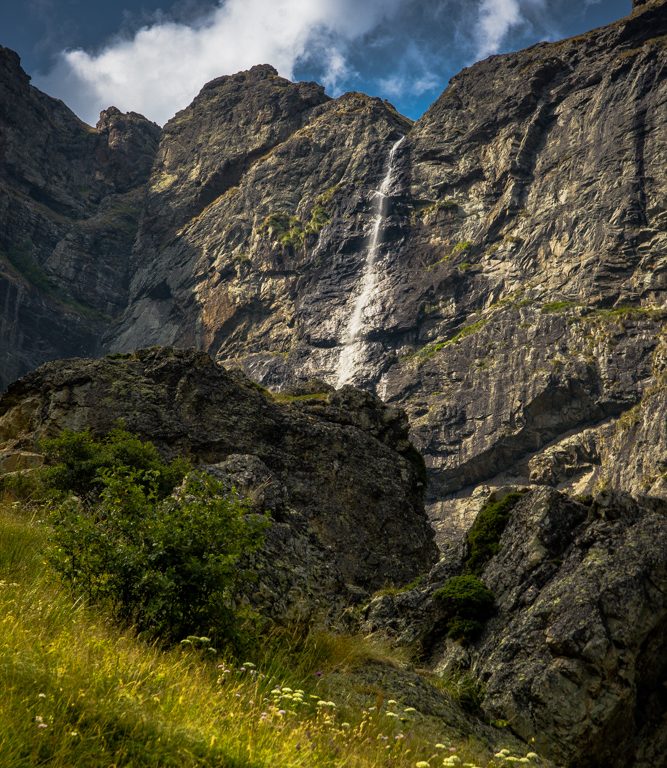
[451,240,473,256]
[465,491,525,575]
[49,471,266,648]
[40,426,189,501]
[305,203,331,235]
[433,575,495,642]
[262,212,304,250]
[42,429,267,650]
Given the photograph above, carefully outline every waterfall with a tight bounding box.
[335,135,405,388]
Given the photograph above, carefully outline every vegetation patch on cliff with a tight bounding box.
[465,492,526,576]
[433,575,496,643]
[412,317,489,364]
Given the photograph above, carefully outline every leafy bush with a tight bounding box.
[40,426,189,501]
[433,575,495,642]
[42,428,267,649]
[465,491,525,575]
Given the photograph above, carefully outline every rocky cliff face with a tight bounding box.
[0,47,160,391]
[0,347,436,618]
[361,487,667,768]
[101,1,667,543]
[108,64,411,361]
[1,3,666,765]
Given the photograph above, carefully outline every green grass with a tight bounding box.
[586,304,663,321]
[0,500,531,768]
[540,301,576,314]
[4,243,55,294]
[412,319,489,363]
[428,240,474,270]
[270,392,329,404]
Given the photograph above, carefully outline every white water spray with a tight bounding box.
[336,135,405,387]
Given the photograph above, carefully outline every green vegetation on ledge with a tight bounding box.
[412,318,489,363]
[433,575,496,643]
[465,492,526,576]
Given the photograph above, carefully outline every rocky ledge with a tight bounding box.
[361,487,667,768]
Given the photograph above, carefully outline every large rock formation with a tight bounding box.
[361,488,667,768]
[1,4,664,539]
[0,4,665,763]
[100,1,666,543]
[0,347,436,618]
[0,46,160,391]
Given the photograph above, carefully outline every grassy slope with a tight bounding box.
[0,502,540,767]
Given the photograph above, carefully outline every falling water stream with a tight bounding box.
[335,135,405,387]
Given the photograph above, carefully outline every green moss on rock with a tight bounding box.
[465,491,526,576]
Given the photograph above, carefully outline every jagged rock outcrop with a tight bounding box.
[0,347,437,618]
[390,0,667,531]
[360,488,667,768]
[475,490,667,768]
[108,64,411,360]
[0,47,160,391]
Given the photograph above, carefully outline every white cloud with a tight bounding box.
[475,0,523,59]
[35,0,402,126]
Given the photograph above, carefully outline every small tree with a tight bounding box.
[42,429,267,650]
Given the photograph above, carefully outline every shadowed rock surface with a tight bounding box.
[361,487,667,768]
[98,1,666,545]
[0,46,160,391]
[0,347,437,618]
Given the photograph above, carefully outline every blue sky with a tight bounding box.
[0,0,630,125]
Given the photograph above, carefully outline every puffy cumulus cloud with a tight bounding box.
[474,0,522,59]
[35,0,403,126]
[32,0,624,125]
[473,0,549,60]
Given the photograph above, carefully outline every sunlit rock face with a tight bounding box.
[107,63,412,388]
[0,46,160,391]
[106,2,667,539]
[1,2,665,541]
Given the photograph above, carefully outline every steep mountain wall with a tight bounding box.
[105,1,667,537]
[0,47,160,390]
[0,2,665,538]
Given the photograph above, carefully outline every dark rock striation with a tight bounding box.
[0,46,160,391]
[0,347,437,618]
